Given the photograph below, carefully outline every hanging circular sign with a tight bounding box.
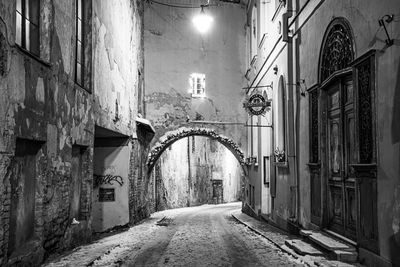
[243,93,271,116]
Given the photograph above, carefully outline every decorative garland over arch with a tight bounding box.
[319,18,355,82]
[147,127,245,174]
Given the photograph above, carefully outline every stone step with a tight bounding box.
[316,259,358,267]
[333,250,358,263]
[300,229,315,237]
[308,232,356,252]
[285,239,324,256]
[301,230,358,263]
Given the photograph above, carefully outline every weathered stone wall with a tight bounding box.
[144,0,248,152]
[93,0,144,135]
[0,0,145,265]
[0,0,94,264]
[92,0,151,226]
[129,136,154,224]
[155,136,243,210]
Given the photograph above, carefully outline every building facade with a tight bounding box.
[0,0,152,265]
[244,0,400,266]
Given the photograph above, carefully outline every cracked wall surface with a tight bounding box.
[0,0,145,265]
[93,0,143,135]
[155,136,243,210]
[144,0,247,150]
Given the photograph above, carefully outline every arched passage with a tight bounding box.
[147,127,247,175]
[147,127,247,210]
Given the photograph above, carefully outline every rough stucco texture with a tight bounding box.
[155,136,243,210]
[93,0,143,136]
[144,0,248,152]
[0,0,145,265]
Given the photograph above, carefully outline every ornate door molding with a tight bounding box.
[350,49,379,253]
[310,17,355,227]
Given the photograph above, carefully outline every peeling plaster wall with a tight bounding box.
[156,136,242,210]
[0,0,94,264]
[0,0,145,265]
[92,0,152,226]
[93,0,143,135]
[144,0,247,151]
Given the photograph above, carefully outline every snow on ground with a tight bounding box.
[43,202,305,267]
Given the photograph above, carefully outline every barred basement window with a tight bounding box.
[75,0,84,86]
[189,73,206,97]
[16,0,40,56]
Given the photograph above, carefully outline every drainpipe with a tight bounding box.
[187,137,191,207]
[293,5,302,229]
[283,1,299,225]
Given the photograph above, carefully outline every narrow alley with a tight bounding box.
[1,0,400,266]
[43,203,304,267]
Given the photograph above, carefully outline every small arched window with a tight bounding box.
[276,75,286,154]
[319,18,354,82]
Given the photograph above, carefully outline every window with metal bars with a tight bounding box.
[16,0,40,56]
[75,0,84,87]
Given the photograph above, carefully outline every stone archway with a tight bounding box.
[147,127,246,175]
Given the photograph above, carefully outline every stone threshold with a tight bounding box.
[300,230,358,263]
[232,210,363,267]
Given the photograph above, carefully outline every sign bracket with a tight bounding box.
[244,124,273,128]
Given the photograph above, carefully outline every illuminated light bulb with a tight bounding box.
[192,7,213,34]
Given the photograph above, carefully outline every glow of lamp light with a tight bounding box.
[192,7,213,34]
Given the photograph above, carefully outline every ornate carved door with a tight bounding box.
[326,78,357,240]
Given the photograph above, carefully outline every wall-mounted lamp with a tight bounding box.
[296,79,307,97]
[288,79,307,97]
[378,14,394,47]
[193,5,213,34]
[273,65,278,75]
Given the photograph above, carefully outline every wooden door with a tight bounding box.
[326,78,357,240]
[212,180,223,204]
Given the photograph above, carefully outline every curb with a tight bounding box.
[231,212,315,267]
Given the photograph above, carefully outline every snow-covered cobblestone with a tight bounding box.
[43,202,305,267]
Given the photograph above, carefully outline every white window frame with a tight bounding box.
[189,73,206,97]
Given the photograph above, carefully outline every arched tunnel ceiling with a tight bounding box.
[147,127,245,174]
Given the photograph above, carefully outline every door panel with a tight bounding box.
[325,79,357,240]
[329,119,341,177]
[343,80,357,239]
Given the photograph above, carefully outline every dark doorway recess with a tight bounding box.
[8,138,44,257]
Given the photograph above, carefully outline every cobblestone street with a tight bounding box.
[43,202,305,267]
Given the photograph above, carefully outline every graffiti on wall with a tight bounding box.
[94,174,124,188]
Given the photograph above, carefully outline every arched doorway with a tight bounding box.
[310,18,357,240]
[147,127,246,210]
